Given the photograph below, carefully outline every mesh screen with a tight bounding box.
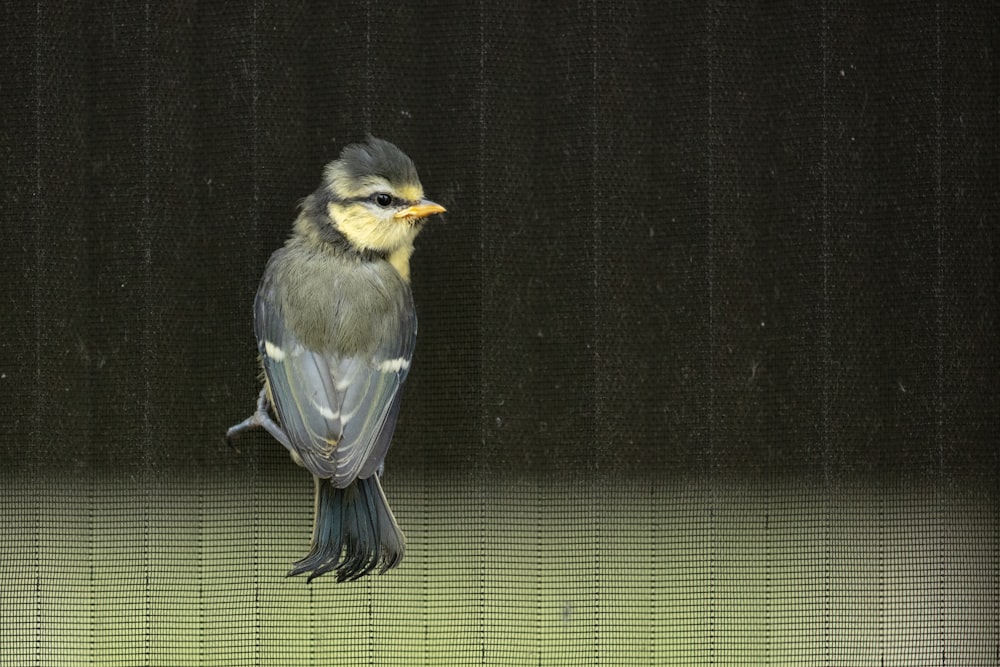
[1,1,997,664]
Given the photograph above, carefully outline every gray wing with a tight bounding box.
[254,279,416,488]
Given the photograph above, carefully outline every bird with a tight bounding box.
[226,136,445,582]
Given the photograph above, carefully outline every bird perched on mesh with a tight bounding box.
[226,136,445,582]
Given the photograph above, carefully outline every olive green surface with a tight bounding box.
[1,472,995,665]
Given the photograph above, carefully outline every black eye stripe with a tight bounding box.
[338,194,407,207]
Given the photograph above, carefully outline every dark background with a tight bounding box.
[4,0,996,482]
[1,1,996,663]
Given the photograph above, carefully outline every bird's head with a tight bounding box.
[319,136,445,260]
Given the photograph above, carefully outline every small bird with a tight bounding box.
[226,136,445,582]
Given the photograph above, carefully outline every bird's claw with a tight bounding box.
[225,387,292,451]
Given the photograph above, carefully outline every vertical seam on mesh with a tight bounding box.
[591,1,601,663]
[705,3,718,663]
[477,1,487,663]
[933,4,945,663]
[141,2,154,661]
[820,2,833,664]
[250,2,262,660]
[364,0,372,130]
[33,5,42,664]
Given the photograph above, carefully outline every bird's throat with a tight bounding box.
[387,244,414,283]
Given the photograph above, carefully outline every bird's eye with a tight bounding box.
[374,193,393,207]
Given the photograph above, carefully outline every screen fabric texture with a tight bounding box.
[0,2,997,665]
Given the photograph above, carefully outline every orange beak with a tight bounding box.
[394,200,447,220]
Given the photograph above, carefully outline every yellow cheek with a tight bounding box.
[331,204,418,255]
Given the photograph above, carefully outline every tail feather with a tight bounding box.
[289,475,405,583]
